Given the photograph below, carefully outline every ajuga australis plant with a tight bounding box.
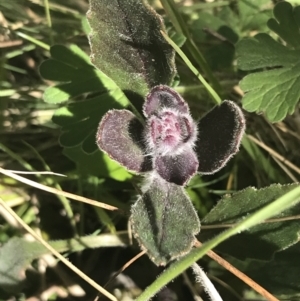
[96,84,245,265]
[97,85,245,186]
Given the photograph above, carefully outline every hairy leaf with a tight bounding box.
[87,0,176,97]
[236,2,300,122]
[131,177,200,265]
[154,150,198,185]
[196,100,245,174]
[96,110,151,173]
[200,183,300,261]
[143,85,189,117]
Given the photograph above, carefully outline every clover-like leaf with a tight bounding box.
[236,2,300,122]
[267,2,300,49]
[0,235,126,293]
[87,0,176,98]
[237,0,272,32]
[200,183,300,261]
[130,177,200,266]
[40,44,116,104]
[63,145,132,181]
[52,89,130,154]
[96,109,151,173]
[40,44,132,154]
[196,100,245,174]
[154,149,198,186]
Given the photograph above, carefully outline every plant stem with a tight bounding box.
[192,263,223,301]
[44,0,54,44]
[16,32,50,51]
[0,167,120,211]
[161,31,221,105]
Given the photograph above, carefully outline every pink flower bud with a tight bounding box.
[146,108,197,156]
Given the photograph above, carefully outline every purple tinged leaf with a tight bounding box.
[154,149,199,186]
[87,1,175,97]
[96,109,151,173]
[196,100,245,174]
[143,85,189,117]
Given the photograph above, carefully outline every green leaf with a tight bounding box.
[267,2,300,49]
[237,34,300,70]
[245,244,300,298]
[63,146,132,182]
[200,183,300,260]
[239,59,300,122]
[0,234,127,293]
[40,44,116,104]
[87,0,176,97]
[53,89,130,154]
[40,44,133,154]
[130,177,200,266]
[238,0,271,31]
[236,2,300,122]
